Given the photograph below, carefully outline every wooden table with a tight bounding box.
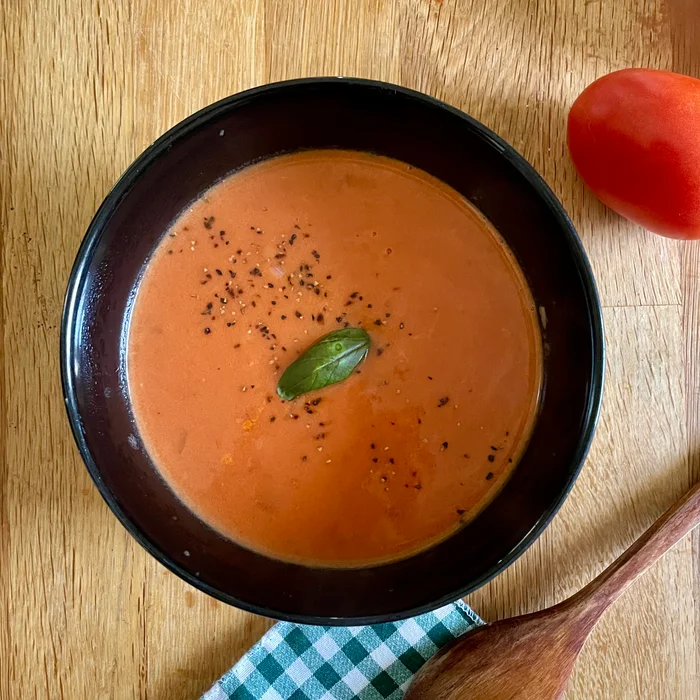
[2,1,699,697]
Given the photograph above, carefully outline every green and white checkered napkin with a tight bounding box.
[201,601,482,700]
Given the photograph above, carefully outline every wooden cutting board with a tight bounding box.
[1,1,698,698]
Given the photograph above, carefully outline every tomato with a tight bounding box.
[567,68,700,239]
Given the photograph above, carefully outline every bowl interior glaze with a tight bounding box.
[61,79,604,624]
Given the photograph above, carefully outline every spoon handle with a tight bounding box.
[563,480,700,625]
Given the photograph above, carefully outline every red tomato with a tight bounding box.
[568,68,700,239]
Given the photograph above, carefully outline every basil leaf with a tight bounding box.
[277,328,371,400]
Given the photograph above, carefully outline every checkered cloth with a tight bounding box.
[201,601,482,700]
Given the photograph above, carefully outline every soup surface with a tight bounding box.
[128,150,542,566]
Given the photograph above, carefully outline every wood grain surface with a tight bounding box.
[406,483,700,700]
[1,1,699,698]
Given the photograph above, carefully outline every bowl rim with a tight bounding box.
[61,76,605,624]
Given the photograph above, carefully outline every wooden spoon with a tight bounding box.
[405,481,700,700]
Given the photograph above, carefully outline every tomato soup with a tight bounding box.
[127,150,542,566]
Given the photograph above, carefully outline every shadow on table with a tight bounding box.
[150,612,274,700]
[468,453,696,622]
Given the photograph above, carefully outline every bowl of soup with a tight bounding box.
[61,78,604,623]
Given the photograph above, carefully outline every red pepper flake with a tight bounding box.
[487,454,495,463]
[250,267,262,277]
[295,311,303,319]
[269,416,276,422]
[486,472,494,480]
[311,250,320,260]
[301,455,307,461]
[376,348,384,356]
[203,216,215,229]
[289,233,297,245]
[441,441,448,450]
[335,316,343,323]
[317,313,324,323]
[372,457,378,463]
[456,508,466,516]
[438,396,449,407]
[281,315,287,320]
[204,328,211,334]
[373,319,382,326]
[234,343,241,348]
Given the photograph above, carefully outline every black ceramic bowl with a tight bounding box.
[61,78,604,624]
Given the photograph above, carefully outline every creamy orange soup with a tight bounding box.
[128,150,542,566]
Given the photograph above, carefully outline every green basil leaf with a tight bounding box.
[277,328,371,400]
